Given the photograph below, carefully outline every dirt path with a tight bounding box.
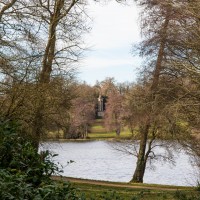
[52,176,192,191]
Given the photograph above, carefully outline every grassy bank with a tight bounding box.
[74,183,199,200]
[52,176,199,200]
[75,183,173,200]
[47,119,133,140]
[88,119,132,140]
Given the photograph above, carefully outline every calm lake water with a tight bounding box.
[40,141,198,186]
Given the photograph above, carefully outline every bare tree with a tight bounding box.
[104,91,124,136]
[67,83,96,139]
[128,0,193,183]
[0,0,89,148]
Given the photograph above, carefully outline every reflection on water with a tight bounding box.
[40,141,198,186]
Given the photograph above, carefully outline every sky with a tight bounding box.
[78,1,142,85]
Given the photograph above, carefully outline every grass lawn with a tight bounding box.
[52,176,198,200]
[71,182,199,200]
[88,130,132,140]
[89,122,133,140]
[47,130,64,139]
[46,119,134,140]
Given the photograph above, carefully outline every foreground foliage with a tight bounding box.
[0,119,82,200]
[0,170,80,200]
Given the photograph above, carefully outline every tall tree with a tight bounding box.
[27,0,85,147]
[130,0,188,183]
[0,0,89,148]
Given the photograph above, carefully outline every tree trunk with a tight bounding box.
[32,109,43,150]
[130,123,150,183]
[85,124,88,138]
[32,1,63,150]
[31,88,46,150]
[150,11,170,92]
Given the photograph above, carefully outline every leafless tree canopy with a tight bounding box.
[0,0,90,148]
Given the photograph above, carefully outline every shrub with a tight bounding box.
[0,119,83,200]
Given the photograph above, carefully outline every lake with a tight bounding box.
[40,140,199,186]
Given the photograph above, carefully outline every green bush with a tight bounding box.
[0,169,82,200]
[0,119,83,200]
[0,120,61,186]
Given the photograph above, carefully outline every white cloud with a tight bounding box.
[79,1,142,84]
[86,1,141,49]
[81,56,134,70]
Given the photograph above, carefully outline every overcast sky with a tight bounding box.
[78,1,142,85]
